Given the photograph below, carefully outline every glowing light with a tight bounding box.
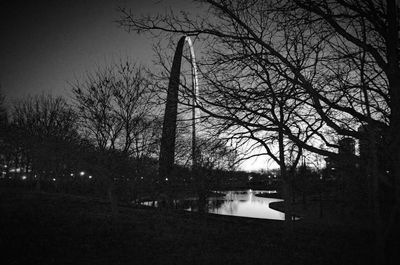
[70,173,74,177]
[165,178,168,181]
[79,171,85,176]
[52,178,56,182]
[88,175,92,179]
[21,175,27,180]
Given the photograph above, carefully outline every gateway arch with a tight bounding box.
[158,36,199,184]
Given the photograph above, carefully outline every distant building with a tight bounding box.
[358,125,388,173]
[324,137,356,180]
[338,138,356,156]
[325,137,355,167]
[357,124,392,204]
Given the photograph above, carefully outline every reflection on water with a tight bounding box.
[143,189,286,220]
[208,190,285,220]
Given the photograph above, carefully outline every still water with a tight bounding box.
[143,189,286,220]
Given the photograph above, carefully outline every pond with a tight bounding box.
[142,189,287,220]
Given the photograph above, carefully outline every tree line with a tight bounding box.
[0,61,239,213]
[0,1,398,262]
[118,0,398,263]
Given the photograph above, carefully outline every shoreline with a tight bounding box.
[0,187,375,265]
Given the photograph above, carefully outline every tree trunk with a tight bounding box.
[366,126,385,265]
[108,180,118,219]
[384,1,400,263]
[278,125,292,226]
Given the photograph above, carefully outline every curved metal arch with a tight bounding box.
[158,36,199,183]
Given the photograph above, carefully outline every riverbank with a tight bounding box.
[269,198,372,229]
[0,187,374,265]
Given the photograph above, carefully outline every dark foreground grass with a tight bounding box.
[0,188,374,265]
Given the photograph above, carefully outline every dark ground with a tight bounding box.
[0,187,374,265]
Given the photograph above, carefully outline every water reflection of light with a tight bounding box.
[208,190,285,220]
[140,190,287,220]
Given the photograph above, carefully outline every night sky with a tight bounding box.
[0,0,269,171]
[0,0,195,101]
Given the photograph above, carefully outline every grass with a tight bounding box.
[0,187,375,265]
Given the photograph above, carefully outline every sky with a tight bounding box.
[0,0,270,171]
[1,0,159,101]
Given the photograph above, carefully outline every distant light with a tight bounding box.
[34,175,37,178]
[165,178,168,181]
[21,175,27,180]
[331,167,335,170]
[386,170,390,174]
[52,178,56,182]
[79,171,85,176]
[70,173,74,177]
[4,165,7,168]
[141,177,144,180]
[88,175,93,179]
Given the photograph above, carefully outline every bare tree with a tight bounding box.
[118,0,395,162]
[119,0,398,260]
[71,61,159,216]
[10,94,78,190]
